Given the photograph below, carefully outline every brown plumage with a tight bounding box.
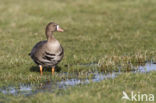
[29,22,64,75]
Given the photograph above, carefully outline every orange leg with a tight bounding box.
[52,67,55,75]
[39,65,43,76]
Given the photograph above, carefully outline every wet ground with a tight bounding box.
[0,62,156,96]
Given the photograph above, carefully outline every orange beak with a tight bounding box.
[57,25,64,32]
[57,28,64,32]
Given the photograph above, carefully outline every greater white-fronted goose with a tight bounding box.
[29,22,64,75]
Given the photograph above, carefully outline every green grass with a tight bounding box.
[1,72,156,103]
[0,0,156,102]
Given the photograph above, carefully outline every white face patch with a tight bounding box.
[56,25,59,30]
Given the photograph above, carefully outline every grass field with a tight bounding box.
[0,0,156,102]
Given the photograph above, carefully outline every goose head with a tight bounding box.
[45,22,64,39]
[46,22,64,33]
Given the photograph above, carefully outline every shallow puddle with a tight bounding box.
[0,62,156,96]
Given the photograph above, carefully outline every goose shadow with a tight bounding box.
[30,65,61,73]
